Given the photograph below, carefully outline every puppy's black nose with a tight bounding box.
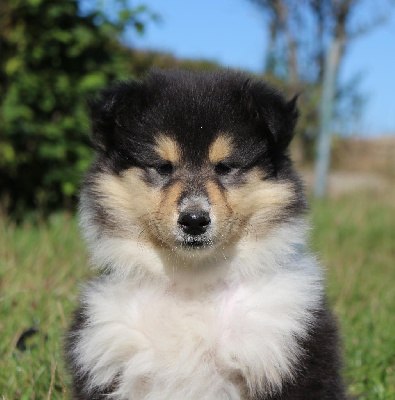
[178,211,211,235]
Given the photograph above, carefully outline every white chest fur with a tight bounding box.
[72,258,322,400]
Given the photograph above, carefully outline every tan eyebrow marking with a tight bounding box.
[154,135,181,163]
[209,135,233,163]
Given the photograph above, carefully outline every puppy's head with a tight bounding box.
[81,70,305,266]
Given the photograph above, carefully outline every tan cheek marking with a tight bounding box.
[206,180,231,214]
[159,181,183,212]
[227,169,293,221]
[155,135,181,164]
[209,135,233,163]
[148,181,183,245]
[206,179,249,243]
[96,168,158,222]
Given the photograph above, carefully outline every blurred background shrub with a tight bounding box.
[0,0,123,216]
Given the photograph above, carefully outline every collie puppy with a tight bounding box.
[65,70,346,399]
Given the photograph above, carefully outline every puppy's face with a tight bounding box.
[83,71,305,259]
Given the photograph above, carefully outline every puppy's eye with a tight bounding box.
[215,162,233,175]
[155,162,173,175]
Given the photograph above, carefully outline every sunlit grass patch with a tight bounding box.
[0,213,89,399]
[311,190,395,400]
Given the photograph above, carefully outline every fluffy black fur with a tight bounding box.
[65,305,114,400]
[88,70,298,175]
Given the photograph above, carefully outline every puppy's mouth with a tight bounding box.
[180,236,212,249]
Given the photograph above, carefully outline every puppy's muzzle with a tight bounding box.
[178,211,211,236]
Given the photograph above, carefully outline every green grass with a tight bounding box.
[311,191,395,399]
[0,213,89,400]
[0,191,394,399]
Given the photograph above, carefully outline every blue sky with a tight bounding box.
[124,0,395,137]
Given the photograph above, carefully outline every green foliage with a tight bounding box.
[124,49,222,78]
[0,0,141,217]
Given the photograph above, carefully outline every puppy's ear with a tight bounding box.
[87,81,147,152]
[247,82,299,152]
[274,94,299,151]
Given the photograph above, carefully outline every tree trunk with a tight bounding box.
[313,38,343,198]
